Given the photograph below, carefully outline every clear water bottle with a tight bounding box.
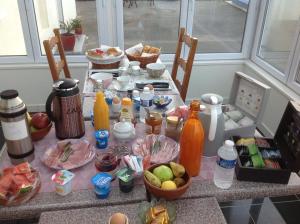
[139,87,153,122]
[213,140,237,189]
[132,90,140,113]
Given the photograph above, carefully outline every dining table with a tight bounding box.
[1,57,300,223]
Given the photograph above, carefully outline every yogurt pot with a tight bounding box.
[51,170,75,196]
[95,130,109,149]
[91,173,113,199]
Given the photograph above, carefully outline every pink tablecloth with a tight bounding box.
[0,121,216,193]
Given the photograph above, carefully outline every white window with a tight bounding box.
[0,0,33,63]
[252,0,300,83]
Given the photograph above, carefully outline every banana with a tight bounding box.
[144,170,161,188]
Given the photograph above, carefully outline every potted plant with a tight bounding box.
[59,20,75,51]
[71,17,83,35]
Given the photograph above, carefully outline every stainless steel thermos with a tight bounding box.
[0,90,34,164]
[46,78,85,139]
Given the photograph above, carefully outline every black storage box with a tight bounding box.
[233,101,300,184]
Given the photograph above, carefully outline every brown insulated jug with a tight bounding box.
[46,79,85,139]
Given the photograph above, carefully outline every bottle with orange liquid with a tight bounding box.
[179,100,205,176]
[93,91,110,131]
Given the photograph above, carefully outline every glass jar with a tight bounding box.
[165,116,182,141]
[119,97,134,123]
[145,112,162,134]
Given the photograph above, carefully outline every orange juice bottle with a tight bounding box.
[94,91,110,131]
[179,100,204,176]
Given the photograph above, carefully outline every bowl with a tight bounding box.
[143,163,191,200]
[90,73,113,89]
[153,96,172,108]
[146,63,166,78]
[31,122,52,141]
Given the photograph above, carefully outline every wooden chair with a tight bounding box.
[43,28,71,82]
[171,28,198,102]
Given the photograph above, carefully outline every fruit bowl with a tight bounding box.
[143,163,191,200]
[31,122,52,141]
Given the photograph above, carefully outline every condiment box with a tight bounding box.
[224,71,271,139]
[234,101,300,184]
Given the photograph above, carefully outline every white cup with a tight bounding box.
[117,75,130,89]
[128,61,141,74]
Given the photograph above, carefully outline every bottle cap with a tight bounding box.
[224,140,234,147]
[190,100,200,111]
[143,86,150,93]
[132,90,140,98]
[122,97,132,106]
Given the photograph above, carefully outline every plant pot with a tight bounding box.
[74,27,83,35]
[61,33,75,51]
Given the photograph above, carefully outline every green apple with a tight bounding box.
[153,165,173,182]
[30,125,38,133]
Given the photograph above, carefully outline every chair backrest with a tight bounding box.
[171,27,198,102]
[43,28,71,82]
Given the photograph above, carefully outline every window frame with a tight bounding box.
[251,0,300,83]
[0,0,35,64]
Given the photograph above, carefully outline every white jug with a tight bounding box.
[199,93,225,157]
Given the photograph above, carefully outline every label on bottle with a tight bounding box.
[216,157,237,169]
[141,99,152,107]
[1,120,29,141]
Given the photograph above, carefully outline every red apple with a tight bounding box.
[31,113,50,129]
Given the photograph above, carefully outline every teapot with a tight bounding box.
[199,93,225,156]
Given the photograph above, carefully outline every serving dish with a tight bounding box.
[41,139,96,170]
[0,164,41,206]
[31,122,52,141]
[89,72,113,89]
[143,163,191,200]
[153,96,172,109]
[132,134,179,164]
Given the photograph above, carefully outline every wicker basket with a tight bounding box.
[126,53,160,68]
[91,61,121,69]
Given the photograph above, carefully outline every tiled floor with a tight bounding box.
[220,195,300,224]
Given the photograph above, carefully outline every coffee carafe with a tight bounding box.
[0,90,34,164]
[46,79,85,139]
[199,93,225,157]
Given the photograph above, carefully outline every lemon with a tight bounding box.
[161,181,177,190]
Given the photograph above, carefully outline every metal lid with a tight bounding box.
[0,89,26,117]
[0,90,18,99]
[53,78,78,91]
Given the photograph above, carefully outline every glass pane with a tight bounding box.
[0,0,26,56]
[62,0,99,52]
[33,0,60,55]
[193,0,248,53]
[258,0,300,73]
[34,0,99,55]
[123,0,180,54]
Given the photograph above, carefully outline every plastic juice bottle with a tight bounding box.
[94,91,110,131]
[179,100,205,177]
